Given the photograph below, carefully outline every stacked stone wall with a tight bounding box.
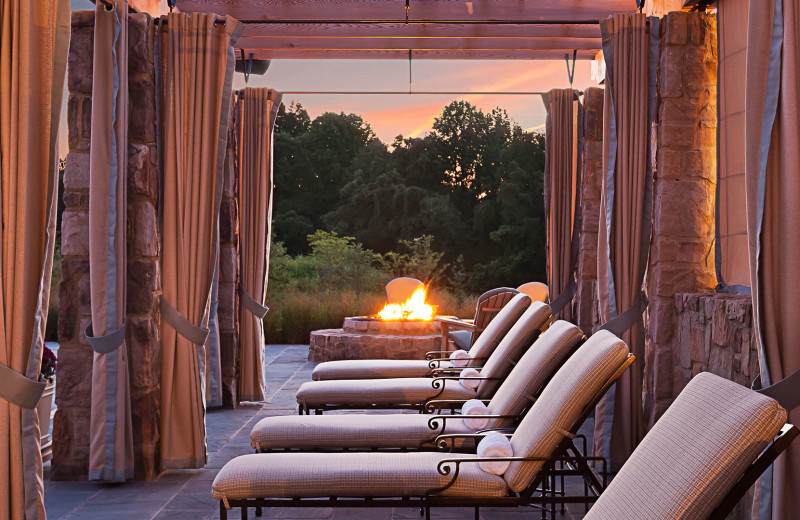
[53,12,162,481]
[644,11,718,426]
[574,88,604,336]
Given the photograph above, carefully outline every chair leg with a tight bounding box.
[474,507,479,520]
[219,501,227,520]
[255,504,262,516]
[242,505,248,520]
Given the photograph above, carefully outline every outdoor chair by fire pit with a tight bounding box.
[438,286,524,352]
[251,320,585,452]
[296,301,552,414]
[213,329,633,520]
[311,289,527,381]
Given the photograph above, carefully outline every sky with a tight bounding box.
[62,0,600,154]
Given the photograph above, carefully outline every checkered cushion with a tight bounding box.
[585,372,787,520]
[250,413,472,451]
[212,452,508,501]
[296,377,476,408]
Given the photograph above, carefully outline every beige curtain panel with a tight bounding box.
[237,87,282,402]
[0,0,69,518]
[542,88,582,322]
[745,0,800,517]
[594,13,658,468]
[157,12,243,470]
[715,0,750,291]
[85,0,134,483]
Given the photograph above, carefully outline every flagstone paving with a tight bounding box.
[45,345,594,519]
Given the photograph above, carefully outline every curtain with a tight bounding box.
[715,0,750,291]
[205,250,223,408]
[237,87,281,402]
[86,0,134,483]
[542,88,582,321]
[593,13,659,467]
[157,12,242,470]
[0,0,69,517]
[745,0,800,517]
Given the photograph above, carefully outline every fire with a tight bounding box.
[377,287,435,321]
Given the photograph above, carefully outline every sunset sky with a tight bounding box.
[63,0,600,154]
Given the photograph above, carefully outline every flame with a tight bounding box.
[377,287,435,321]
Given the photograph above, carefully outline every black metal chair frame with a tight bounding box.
[218,354,635,520]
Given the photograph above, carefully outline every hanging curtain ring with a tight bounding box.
[95,0,114,10]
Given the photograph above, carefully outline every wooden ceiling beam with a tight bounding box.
[238,48,599,60]
[236,36,602,51]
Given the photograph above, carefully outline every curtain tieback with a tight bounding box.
[598,292,648,337]
[84,319,128,354]
[239,285,269,319]
[0,362,46,409]
[160,296,210,346]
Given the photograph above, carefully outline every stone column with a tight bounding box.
[125,13,161,481]
[644,11,718,427]
[219,112,240,408]
[52,11,94,480]
[574,87,604,336]
[53,11,162,481]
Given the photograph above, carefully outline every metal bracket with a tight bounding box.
[565,49,577,86]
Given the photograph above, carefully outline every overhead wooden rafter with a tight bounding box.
[173,0,638,60]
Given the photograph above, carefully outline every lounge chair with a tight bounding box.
[297,301,552,413]
[385,277,424,303]
[312,290,527,381]
[438,286,521,352]
[212,329,633,520]
[251,320,585,451]
[585,371,797,519]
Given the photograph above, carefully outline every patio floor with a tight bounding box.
[45,345,595,519]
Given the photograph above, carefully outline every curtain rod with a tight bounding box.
[278,90,584,96]
[235,19,601,26]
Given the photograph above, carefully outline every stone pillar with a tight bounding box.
[53,11,162,481]
[644,11,717,427]
[125,13,161,481]
[574,87,604,336]
[219,111,240,408]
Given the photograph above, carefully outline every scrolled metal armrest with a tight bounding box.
[430,364,483,375]
[427,414,516,431]
[425,350,461,360]
[423,398,491,414]
[436,456,551,475]
[430,375,498,389]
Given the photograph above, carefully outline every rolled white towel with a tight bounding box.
[461,399,490,430]
[459,368,481,390]
[449,349,470,367]
[476,432,514,475]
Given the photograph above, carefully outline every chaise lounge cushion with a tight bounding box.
[310,293,535,381]
[251,413,472,450]
[211,452,508,502]
[585,372,787,520]
[297,377,477,408]
[312,359,445,381]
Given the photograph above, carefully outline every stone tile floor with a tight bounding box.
[45,345,595,519]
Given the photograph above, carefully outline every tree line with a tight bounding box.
[272,99,546,293]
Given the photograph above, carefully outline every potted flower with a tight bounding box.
[38,345,56,462]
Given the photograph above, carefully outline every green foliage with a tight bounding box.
[272,99,547,293]
[376,235,448,284]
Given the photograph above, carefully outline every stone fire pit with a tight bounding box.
[308,316,443,362]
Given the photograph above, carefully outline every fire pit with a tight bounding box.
[308,287,445,362]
